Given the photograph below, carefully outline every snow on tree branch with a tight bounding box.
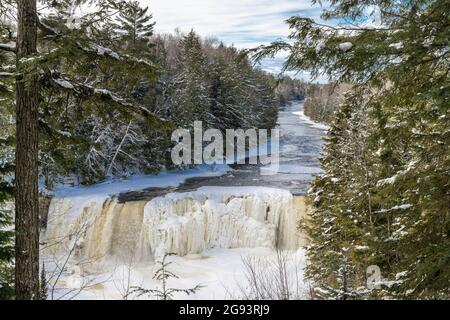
[0,43,16,53]
[44,72,165,122]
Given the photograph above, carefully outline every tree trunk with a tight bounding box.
[15,0,40,300]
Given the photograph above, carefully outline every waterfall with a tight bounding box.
[42,187,310,269]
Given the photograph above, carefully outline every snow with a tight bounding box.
[338,42,353,52]
[376,175,398,187]
[140,187,302,258]
[93,88,128,104]
[292,109,330,131]
[395,271,408,280]
[44,186,305,261]
[53,78,75,89]
[43,186,311,300]
[354,245,369,252]
[88,43,120,60]
[56,129,72,137]
[390,204,412,211]
[0,72,14,77]
[39,99,321,300]
[51,164,232,219]
[0,43,15,52]
[389,42,404,50]
[47,247,308,300]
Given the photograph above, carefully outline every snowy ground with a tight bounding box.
[51,247,309,300]
[292,109,330,131]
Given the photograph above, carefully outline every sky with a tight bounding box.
[142,0,326,82]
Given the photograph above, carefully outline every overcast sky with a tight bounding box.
[141,0,326,82]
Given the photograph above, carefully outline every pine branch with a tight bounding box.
[43,72,165,122]
[37,16,61,38]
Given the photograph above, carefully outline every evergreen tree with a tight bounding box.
[0,18,16,300]
[0,0,165,297]
[34,0,164,184]
[112,0,155,58]
[0,142,14,299]
[171,30,211,128]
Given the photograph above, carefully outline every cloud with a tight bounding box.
[144,0,323,48]
[141,0,326,81]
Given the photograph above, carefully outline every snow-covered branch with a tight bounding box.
[0,43,16,53]
[0,71,15,78]
[37,16,61,38]
[44,72,164,121]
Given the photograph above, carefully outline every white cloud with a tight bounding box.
[142,0,322,48]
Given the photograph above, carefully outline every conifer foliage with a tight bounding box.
[112,0,155,57]
[256,0,450,299]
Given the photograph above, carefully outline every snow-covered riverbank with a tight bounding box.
[292,109,330,131]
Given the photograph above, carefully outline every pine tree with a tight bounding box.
[14,0,40,300]
[0,18,16,300]
[0,86,14,300]
[130,253,203,300]
[112,0,155,58]
[35,0,163,184]
[171,30,211,128]
[0,0,165,298]
[0,165,14,299]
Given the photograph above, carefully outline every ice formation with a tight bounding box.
[43,187,310,269]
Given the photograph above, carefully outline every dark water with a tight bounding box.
[118,101,325,202]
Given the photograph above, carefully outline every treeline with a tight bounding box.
[256,0,450,299]
[275,76,307,106]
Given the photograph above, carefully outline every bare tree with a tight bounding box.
[228,249,307,300]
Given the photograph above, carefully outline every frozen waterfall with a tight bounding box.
[42,187,310,269]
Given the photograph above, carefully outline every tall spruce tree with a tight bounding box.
[0,114,14,299]
[14,0,40,300]
[172,30,211,128]
[0,11,16,300]
[112,0,155,58]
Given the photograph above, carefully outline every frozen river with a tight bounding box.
[118,101,326,203]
